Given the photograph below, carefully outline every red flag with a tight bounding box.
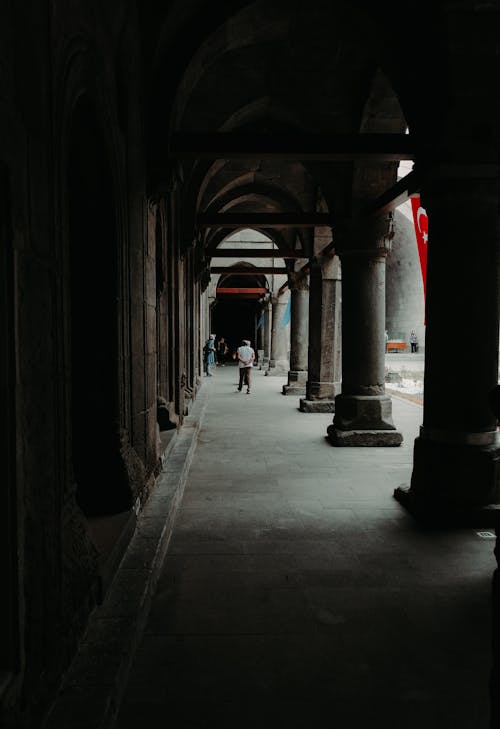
[410,196,428,315]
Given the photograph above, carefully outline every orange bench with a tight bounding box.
[386,341,406,353]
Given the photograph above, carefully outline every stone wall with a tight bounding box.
[0,5,190,727]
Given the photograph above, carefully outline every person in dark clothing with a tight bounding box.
[217,337,229,366]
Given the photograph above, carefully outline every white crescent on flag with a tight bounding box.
[416,207,428,243]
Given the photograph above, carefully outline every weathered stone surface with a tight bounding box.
[282,384,307,396]
[299,398,336,413]
[327,426,403,447]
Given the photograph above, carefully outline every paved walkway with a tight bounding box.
[113,365,495,729]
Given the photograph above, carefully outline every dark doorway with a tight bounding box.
[212,267,267,357]
[68,98,131,516]
[212,298,259,359]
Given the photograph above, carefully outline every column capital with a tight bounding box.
[309,253,341,280]
[288,270,309,291]
[270,292,289,306]
[335,213,394,256]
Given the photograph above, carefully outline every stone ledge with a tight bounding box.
[328,427,403,446]
[41,384,211,729]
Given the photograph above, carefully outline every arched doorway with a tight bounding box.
[212,264,268,360]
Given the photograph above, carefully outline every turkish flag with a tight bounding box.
[410,196,428,318]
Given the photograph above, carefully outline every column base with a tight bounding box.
[327,425,403,446]
[283,384,307,396]
[265,360,288,376]
[283,370,307,395]
[329,393,403,446]
[394,434,500,525]
[394,483,500,527]
[300,398,336,413]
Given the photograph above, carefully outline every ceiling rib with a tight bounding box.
[211,267,287,274]
[197,212,332,228]
[209,249,301,259]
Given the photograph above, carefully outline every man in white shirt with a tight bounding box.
[236,339,255,394]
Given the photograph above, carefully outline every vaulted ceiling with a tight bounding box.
[139,1,453,272]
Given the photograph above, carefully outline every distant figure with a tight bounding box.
[410,328,418,353]
[217,337,229,366]
[236,339,255,394]
[203,334,216,376]
[385,330,389,349]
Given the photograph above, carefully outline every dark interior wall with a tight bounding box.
[68,98,131,516]
[0,162,19,678]
[0,5,69,725]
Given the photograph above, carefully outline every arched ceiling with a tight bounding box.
[141,0,440,266]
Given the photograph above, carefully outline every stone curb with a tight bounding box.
[42,384,212,729]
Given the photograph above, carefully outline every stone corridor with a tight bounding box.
[102,368,494,729]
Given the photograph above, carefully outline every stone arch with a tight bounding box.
[212,259,270,354]
[67,95,131,516]
[205,225,289,258]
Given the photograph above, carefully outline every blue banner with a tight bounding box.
[257,310,265,329]
[279,297,291,328]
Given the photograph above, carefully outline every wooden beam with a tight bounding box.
[364,170,420,216]
[216,287,267,297]
[211,267,287,274]
[172,132,414,161]
[198,212,332,228]
[209,249,302,259]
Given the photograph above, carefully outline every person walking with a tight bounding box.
[217,337,229,366]
[236,339,255,393]
[203,334,216,375]
[409,328,418,353]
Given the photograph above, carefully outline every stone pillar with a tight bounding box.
[283,272,309,395]
[260,300,272,369]
[300,255,341,412]
[266,294,289,375]
[394,166,500,521]
[256,306,265,367]
[327,217,403,445]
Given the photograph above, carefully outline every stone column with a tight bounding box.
[260,300,272,369]
[300,255,341,412]
[256,306,265,367]
[394,166,500,521]
[266,293,289,375]
[327,217,403,445]
[283,272,309,395]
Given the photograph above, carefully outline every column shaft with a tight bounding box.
[329,220,402,446]
[300,256,341,412]
[283,275,309,395]
[395,169,500,520]
[267,295,289,375]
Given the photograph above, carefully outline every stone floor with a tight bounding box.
[113,365,496,729]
